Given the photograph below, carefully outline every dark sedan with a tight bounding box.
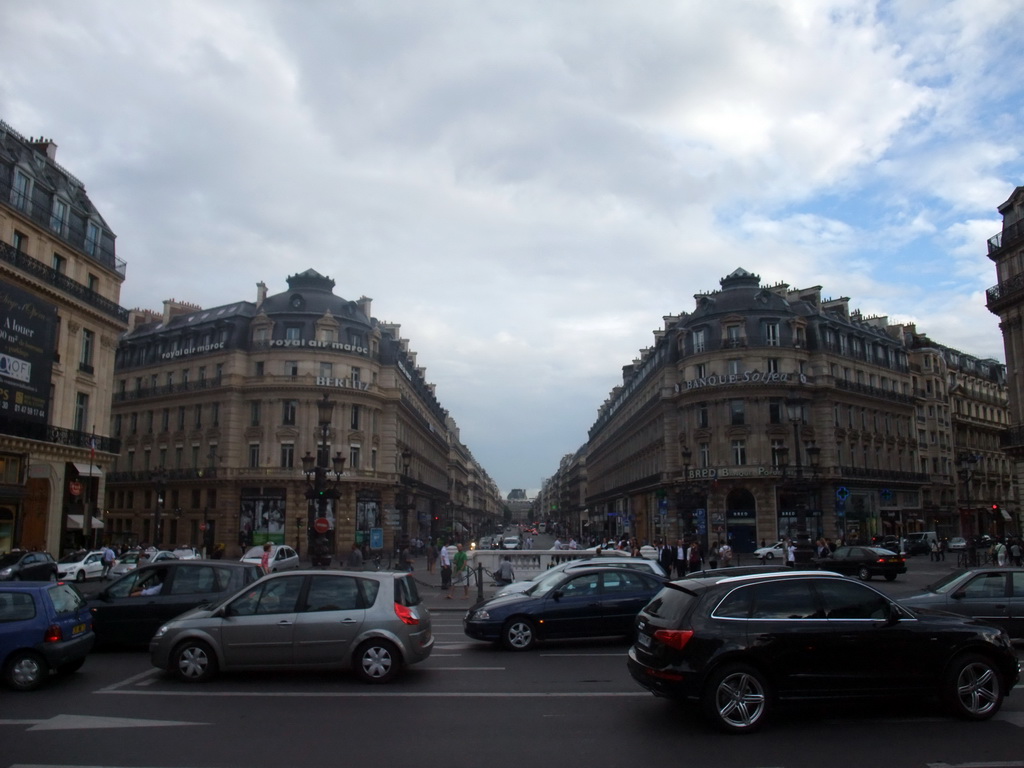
[464,566,665,650]
[88,560,262,647]
[899,567,1024,639]
[816,546,906,581]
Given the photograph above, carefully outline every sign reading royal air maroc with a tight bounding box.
[0,281,56,425]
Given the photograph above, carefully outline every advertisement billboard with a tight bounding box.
[0,281,56,425]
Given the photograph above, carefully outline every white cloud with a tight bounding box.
[2,0,1021,495]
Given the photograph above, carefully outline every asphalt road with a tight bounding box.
[4,547,1022,768]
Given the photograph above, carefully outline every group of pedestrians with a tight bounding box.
[656,538,733,578]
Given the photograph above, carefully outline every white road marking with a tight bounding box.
[0,714,206,730]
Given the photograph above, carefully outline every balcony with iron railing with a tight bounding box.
[0,417,120,454]
[986,269,1024,313]
[987,217,1024,257]
[0,177,126,278]
[113,377,224,402]
[0,240,129,323]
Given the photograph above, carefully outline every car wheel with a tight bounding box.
[502,617,537,651]
[4,650,48,691]
[354,639,400,684]
[763,553,773,560]
[171,639,218,683]
[57,658,86,675]
[884,573,897,582]
[75,570,85,582]
[944,653,1003,720]
[702,663,770,734]
[857,566,871,581]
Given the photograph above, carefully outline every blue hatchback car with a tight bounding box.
[0,581,95,690]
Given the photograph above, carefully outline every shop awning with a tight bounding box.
[67,514,105,529]
[72,463,103,477]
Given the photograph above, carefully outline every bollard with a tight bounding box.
[476,562,484,602]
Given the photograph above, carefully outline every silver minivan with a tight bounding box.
[149,570,432,684]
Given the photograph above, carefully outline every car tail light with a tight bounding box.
[394,603,420,626]
[653,628,693,651]
[44,624,63,643]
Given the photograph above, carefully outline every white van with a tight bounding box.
[905,531,938,555]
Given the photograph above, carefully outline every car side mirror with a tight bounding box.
[951,590,966,600]
[884,603,902,626]
[552,590,563,601]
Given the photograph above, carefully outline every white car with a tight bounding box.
[110,549,178,577]
[172,546,202,560]
[56,550,106,582]
[753,542,787,560]
[501,536,522,550]
[241,544,300,572]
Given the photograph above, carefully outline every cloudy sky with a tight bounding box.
[2,1,1022,497]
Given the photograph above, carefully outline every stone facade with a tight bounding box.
[0,120,127,555]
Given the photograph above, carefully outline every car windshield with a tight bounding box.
[0,553,24,567]
[241,547,266,559]
[119,552,140,563]
[924,571,970,594]
[526,569,573,597]
[59,552,88,564]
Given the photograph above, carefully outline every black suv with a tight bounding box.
[627,571,1020,733]
[0,551,58,581]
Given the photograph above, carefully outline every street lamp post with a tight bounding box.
[777,398,821,564]
[677,446,710,547]
[151,468,167,549]
[399,449,412,545]
[301,393,345,567]
[957,452,979,564]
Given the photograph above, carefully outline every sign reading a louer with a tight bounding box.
[0,281,56,425]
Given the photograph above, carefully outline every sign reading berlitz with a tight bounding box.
[0,281,56,425]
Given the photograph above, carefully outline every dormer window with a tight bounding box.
[50,198,68,236]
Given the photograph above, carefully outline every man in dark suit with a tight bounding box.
[658,540,676,575]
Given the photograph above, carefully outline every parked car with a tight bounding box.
[88,560,263,647]
[172,546,202,560]
[465,565,666,650]
[56,550,106,582]
[815,546,907,581]
[0,581,95,690]
[753,542,786,561]
[627,570,1019,733]
[899,567,1024,639]
[150,570,432,684]
[948,537,969,551]
[683,564,789,579]
[494,555,668,597]
[0,551,58,582]
[240,544,300,572]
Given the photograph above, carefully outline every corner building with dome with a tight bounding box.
[105,269,500,557]
[579,268,1010,552]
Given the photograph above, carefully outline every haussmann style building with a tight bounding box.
[105,269,500,559]
[567,267,1010,553]
[0,120,127,556]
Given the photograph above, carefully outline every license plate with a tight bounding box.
[72,623,86,636]
[637,632,652,649]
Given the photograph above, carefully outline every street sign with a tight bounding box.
[370,527,384,550]
[313,517,330,534]
[68,481,82,496]
[836,486,850,501]
[199,522,208,532]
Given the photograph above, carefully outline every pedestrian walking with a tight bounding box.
[719,541,733,567]
[439,541,453,592]
[101,542,115,579]
[449,543,469,599]
[426,540,438,573]
[674,539,687,578]
[345,542,363,570]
